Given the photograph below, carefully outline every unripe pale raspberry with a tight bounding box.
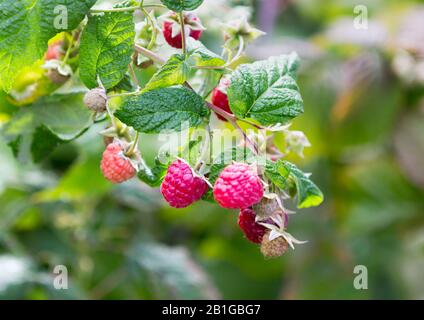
[238,208,266,244]
[260,231,289,258]
[213,163,264,209]
[101,143,136,183]
[161,160,208,208]
[84,88,107,112]
[211,78,232,121]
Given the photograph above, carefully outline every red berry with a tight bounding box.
[213,163,264,209]
[100,143,136,183]
[211,78,232,121]
[238,208,266,244]
[163,15,203,49]
[161,160,208,208]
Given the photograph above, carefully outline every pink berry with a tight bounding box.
[213,163,264,209]
[211,78,232,121]
[100,143,136,183]
[163,14,203,49]
[238,208,266,244]
[161,160,208,208]
[45,41,63,60]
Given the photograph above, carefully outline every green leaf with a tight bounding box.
[192,69,223,98]
[160,0,204,12]
[30,126,64,163]
[0,0,96,92]
[203,147,255,201]
[2,93,93,163]
[115,86,209,133]
[138,158,170,187]
[143,54,189,92]
[79,10,135,89]
[187,38,226,68]
[33,153,112,202]
[264,160,290,190]
[128,243,218,299]
[266,160,323,208]
[227,53,303,126]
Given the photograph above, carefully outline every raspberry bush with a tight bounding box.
[0,0,323,258]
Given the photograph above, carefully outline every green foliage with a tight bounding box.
[143,54,190,92]
[2,93,92,163]
[115,86,209,133]
[187,38,226,67]
[0,0,96,92]
[79,10,135,89]
[265,160,323,208]
[227,53,303,126]
[137,158,170,187]
[129,243,217,299]
[160,0,204,12]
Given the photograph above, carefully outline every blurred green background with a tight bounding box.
[1,0,424,299]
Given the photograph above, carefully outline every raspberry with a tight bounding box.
[211,78,232,121]
[238,208,266,244]
[260,231,289,258]
[213,163,264,209]
[84,88,107,112]
[100,143,136,183]
[161,160,208,208]
[163,14,203,49]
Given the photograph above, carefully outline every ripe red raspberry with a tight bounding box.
[161,160,208,208]
[238,208,266,244]
[100,143,136,183]
[163,14,203,49]
[211,78,232,121]
[213,163,264,209]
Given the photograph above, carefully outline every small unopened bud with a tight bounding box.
[84,88,107,112]
[260,231,289,258]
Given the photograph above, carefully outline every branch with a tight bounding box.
[134,44,166,64]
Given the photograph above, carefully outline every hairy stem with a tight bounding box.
[134,44,165,64]
[179,12,187,57]
[90,3,165,13]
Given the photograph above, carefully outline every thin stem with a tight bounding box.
[62,33,75,65]
[134,44,165,64]
[90,6,139,13]
[108,91,142,98]
[206,102,259,154]
[206,101,236,121]
[128,62,140,89]
[140,7,158,50]
[231,35,245,66]
[126,131,140,156]
[195,124,211,170]
[90,3,165,13]
[230,119,259,155]
[179,11,187,57]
